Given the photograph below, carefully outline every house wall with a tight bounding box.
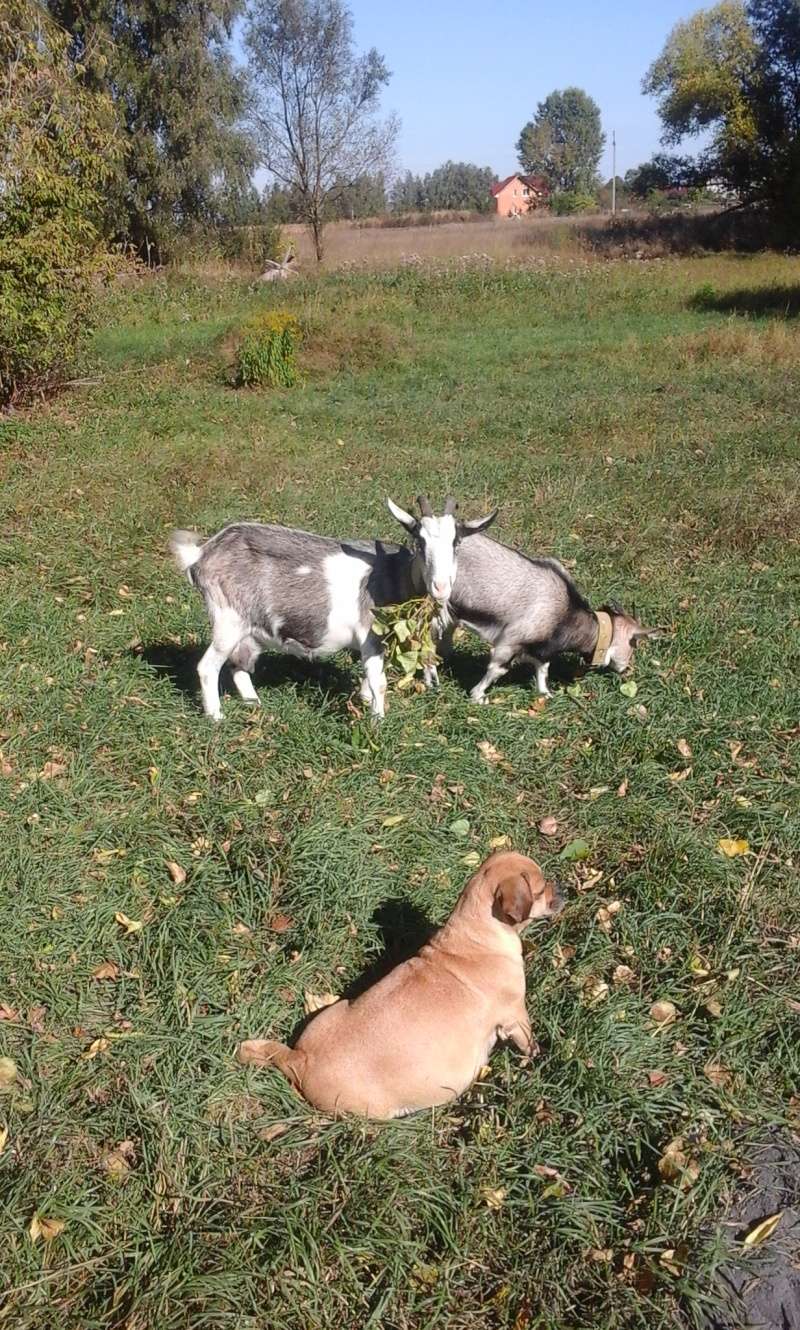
[494,180,543,217]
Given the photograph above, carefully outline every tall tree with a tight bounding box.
[517,88,605,193]
[643,0,800,224]
[424,161,495,212]
[245,0,398,260]
[46,0,255,255]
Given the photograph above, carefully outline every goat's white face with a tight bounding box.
[607,614,661,673]
[417,513,458,603]
[386,497,498,606]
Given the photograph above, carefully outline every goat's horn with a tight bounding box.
[443,495,457,515]
[417,495,433,517]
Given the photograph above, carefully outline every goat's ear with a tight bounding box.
[386,498,418,533]
[492,872,533,926]
[459,508,498,537]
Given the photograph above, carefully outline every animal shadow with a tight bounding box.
[132,642,357,710]
[287,897,436,1043]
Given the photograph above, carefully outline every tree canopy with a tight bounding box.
[390,162,495,213]
[246,0,397,259]
[644,0,800,226]
[46,0,255,255]
[516,88,605,193]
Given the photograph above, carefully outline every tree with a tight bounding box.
[325,172,387,219]
[643,0,800,225]
[424,161,495,212]
[624,153,697,198]
[1,0,119,402]
[390,171,427,212]
[245,0,398,260]
[46,0,255,256]
[517,88,605,193]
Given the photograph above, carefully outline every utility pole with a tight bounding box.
[611,129,617,214]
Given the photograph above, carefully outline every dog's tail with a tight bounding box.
[169,529,204,582]
[238,1038,306,1090]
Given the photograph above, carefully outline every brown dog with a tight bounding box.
[238,851,563,1119]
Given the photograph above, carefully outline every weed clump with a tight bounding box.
[234,308,301,387]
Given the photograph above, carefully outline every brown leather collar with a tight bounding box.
[591,611,614,667]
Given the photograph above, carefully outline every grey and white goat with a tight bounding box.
[431,526,660,703]
[170,496,496,720]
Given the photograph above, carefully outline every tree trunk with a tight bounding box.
[309,210,324,262]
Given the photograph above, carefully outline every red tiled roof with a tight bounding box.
[489,173,549,196]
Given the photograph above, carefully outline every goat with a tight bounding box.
[430,526,660,704]
[170,496,495,720]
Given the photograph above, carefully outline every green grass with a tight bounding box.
[0,254,799,1329]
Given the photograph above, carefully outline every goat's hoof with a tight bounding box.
[470,692,488,706]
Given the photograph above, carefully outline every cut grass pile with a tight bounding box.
[0,253,798,1329]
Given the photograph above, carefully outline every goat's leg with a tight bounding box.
[198,609,246,720]
[470,642,515,705]
[359,633,388,719]
[533,658,552,698]
[230,635,261,706]
[423,618,454,689]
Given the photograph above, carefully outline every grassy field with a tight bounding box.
[0,252,799,1329]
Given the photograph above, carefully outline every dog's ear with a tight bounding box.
[492,872,534,925]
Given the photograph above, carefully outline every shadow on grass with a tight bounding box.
[690,284,800,318]
[444,647,585,697]
[132,641,357,711]
[288,898,436,1043]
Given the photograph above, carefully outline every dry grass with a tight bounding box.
[283,214,603,268]
[672,320,800,368]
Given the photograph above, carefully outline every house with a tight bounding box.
[490,173,549,217]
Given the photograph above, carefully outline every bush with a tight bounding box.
[0,3,119,405]
[219,223,286,268]
[549,191,597,216]
[235,309,302,388]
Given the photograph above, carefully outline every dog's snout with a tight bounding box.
[548,879,567,915]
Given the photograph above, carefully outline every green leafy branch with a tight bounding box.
[371,596,439,689]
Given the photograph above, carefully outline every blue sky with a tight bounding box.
[336,0,701,181]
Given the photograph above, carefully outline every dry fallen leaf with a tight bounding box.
[259,1122,289,1143]
[743,1212,783,1247]
[103,1140,135,1178]
[612,964,636,986]
[0,1125,8,1154]
[303,990,339,1015]
[462,851,481,867]
[650,1000,678,1026]
[0,752,13,778]
[658,1137,699,1188]
[232,921,252,936]
[381,814,404,828]
[477,740,504,765]
[29,1214,65,1243]
[269,914,293,933]
[676,739,692,760]
[166,861,186,886]
[538,815,559,837]
[718,838,749,858]
[81,1036,110,1060]
[0,1057,18,1087]
[703,997,723,1018]
[489,834,510,849]
[92,961,119,981]
[0,1003,19,1022]
[115,912,143,935]
[482,1186,507,1210]
[583,978,609,1006]
[40,760,67,780]
[617,779,629,797]
[647,1070,668,1087]
[704,1060,731,1087]
[668,768,691,783]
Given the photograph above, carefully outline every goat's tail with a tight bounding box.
[170,529,204,581]
[238,1038,306,1091]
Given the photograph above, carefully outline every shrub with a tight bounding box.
[234,309,302,388]
[0,2,119,405]
[549,191,597,216]
[219,223,286,268]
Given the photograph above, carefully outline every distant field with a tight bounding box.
[0,253,798,1329]
[283,211,610,266]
